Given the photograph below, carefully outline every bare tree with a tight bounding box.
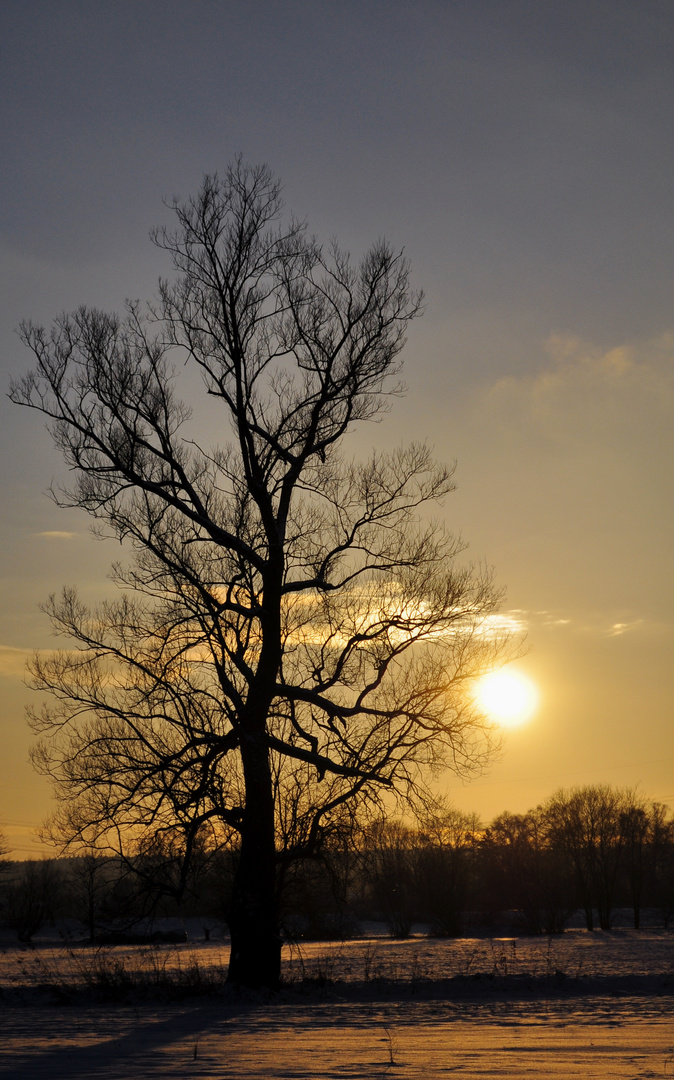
[620,794,650,929]
[620,799,674,930]
[66,850,111,943]
[415,807,481,937]
[481,809,574,934]
[11,160,509,988]
[365,819,418,937]
[543,785,631,931]
[650,802,674,927]
[2,859,63,943]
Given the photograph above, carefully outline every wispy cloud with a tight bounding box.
[483,331,674,451]
[534,613,650,638]
[607,619,644,638]
[487,611,528,634]
[0,646,32,677]
[523,610,651,637]
[33,531,78,540]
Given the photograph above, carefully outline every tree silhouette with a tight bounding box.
[11,160,508,988]
[544,785,630,931]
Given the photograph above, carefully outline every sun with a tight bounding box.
[476,669,539,728]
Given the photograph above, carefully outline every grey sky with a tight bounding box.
[1,0,672,852]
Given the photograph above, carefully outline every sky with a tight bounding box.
[1,0,672,855]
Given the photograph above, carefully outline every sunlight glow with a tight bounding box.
[476,669,539,728]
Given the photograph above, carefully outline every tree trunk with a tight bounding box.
[88,889,95,944]
[629,864,643,929]
[598,902,611,931]
[226,727,281,989]
[227,887,281,989]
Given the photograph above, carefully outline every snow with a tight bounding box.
[0,927,672,1078]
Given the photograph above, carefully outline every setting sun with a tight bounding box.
[477,670,539,728]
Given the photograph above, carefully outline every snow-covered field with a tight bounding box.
[284,924,674,983]
[1,927,672,1078]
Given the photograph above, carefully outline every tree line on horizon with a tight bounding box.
[2,784,673,945]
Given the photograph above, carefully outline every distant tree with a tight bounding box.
[11,160,510,988]
[66,851,111,942]
[279,837,359,942]
[619,794,652,929]
[543,785,631,931]
[365,819,418,937]
[2,859,63,943]
[481,809,574,934]
[648,802,674,927]
[415,807,480,936]
[0,831,9,869]
[62,845,157,942]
